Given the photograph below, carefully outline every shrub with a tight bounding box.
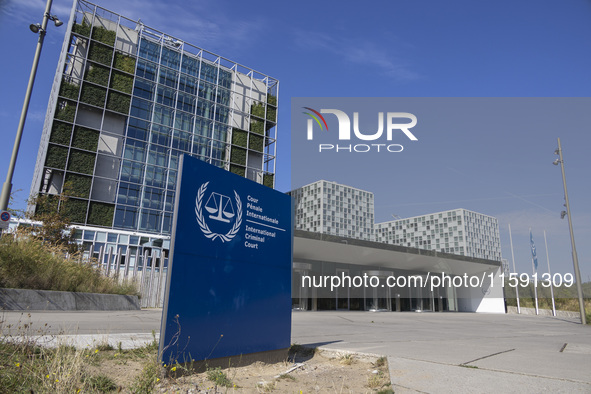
[232,128,247,148]
[106,91,131,113]
[263,173,274,188]
[230,165,245,177]
[49,121,73,145]
[249,133,264,152]
[85,64,110,86]
[80,83,107,107]
[230,147,246,166]
[59,80,80,99]
[87,202,115,227]
[72,21,91,37]
[250,119,264,135]
[111,71,133,93]
[72,126,100,152]
[91,25,116,46]
[206,367,233,388]
[68,150,96,175]
[54,100,76,122]
[64,173,92,198]
[61,198,88,223]
[0,234,138,295]
[251,102,265,118]
[267,94,277,106]
[88,42,113,66]
[266,106,277,122]
[33,193,60,216]
[114,52,136,74]
[84,375,118,392]
[129,353,160,393]
[45,144,68,169]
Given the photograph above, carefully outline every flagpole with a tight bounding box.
[532,257,539,315]
[508,224,520,314]
[530,228,539,315]
[544,230,556,317]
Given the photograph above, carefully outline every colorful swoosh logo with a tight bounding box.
[303,107,329,131]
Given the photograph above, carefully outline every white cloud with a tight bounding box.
[2,0,266,56]
[293,29,420,82]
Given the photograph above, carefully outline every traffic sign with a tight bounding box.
[0,210,10,230]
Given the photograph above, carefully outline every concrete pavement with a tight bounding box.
[1,309,590,393]
[292,312,591,393]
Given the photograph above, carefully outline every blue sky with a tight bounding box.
[1,0,590,281]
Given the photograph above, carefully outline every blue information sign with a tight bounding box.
[159,155,292,364]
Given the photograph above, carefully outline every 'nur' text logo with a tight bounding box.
[303,107,418,153]
[195,182,242,242]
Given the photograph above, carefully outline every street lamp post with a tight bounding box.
[0,0,63,212]
[553,137,586,325]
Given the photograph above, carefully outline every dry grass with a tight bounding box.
[0,232,138,295]
[0,314,160,393]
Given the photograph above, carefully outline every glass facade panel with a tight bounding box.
[139,39,160,62]
[181,54,199,76]
[161,47,180,70]
[144,165,166,188]
[139,209,162,232]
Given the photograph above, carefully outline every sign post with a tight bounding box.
[0,210,11,231]
[159,155,292,365]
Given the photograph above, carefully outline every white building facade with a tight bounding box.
[375,209,502,261]
[289,180,375,241]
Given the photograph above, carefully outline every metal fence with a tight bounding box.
[91,245,168,308]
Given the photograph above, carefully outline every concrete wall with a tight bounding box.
[0,288,140,311]
[507,306,581,319]
[456,268,505,313]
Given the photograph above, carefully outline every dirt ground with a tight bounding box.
[156,349,392,393]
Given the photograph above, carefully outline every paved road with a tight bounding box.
[2,310,590,393]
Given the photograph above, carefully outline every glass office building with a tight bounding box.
[30,0,279,247]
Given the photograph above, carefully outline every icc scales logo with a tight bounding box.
[195,181,242,242]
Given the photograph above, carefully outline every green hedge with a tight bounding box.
[110,71,133,93]
[80,83,107,107]
[232,128,248,148]
[267,94,277,107]
[54,100,76,122]
[68,150,96,175]
[106,91,131,113]
[88,42,113,66]
[251,102,265,118]
[72,21,91,37]
[250,119,264,135]
[85,64,109,86]
[230,147,246,166]
[266,106,277,122]
[59,80,80,99]
[34,193,60,216]
[91,25,116,46]
[263,173,274,188]
[72,126,99,151]
[249,133,264,152]
[87,202,115,227]
[64,174,92,199]
[114,52,136,74]
[230,165,245,177]
[61,198,88,224]
[45,144,68,169]
[49,122,73,145]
